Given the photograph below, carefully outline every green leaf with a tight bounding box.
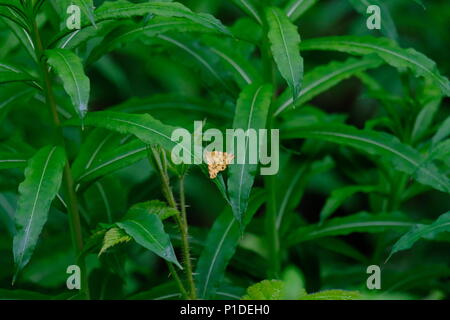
[74,138,147,185]
[71,129,121,182]
[156,34,236,94]
[433,116,450,145]
[388,212,450,260]
[231,0,262,25]
[111,94,231,121]
[13,146,66,281]
[283,124,450,193]
[116,206,181,268]
[0,62,37,85]
[46,49,90,119]
[266,7,303,100]
[242,280,284,300]
[95,0,230,35]
[287,212,415,246]
[274,56,383,116]
[320,185,378,222]
[300,36,450,96]
[87,17,225,65]
[0,152,28,170]
[299,290,361,300]
[284,0,318,22]
[127,200,179,221]
[411,98,441,143]
[202,36,261,88]
[68,111,230,202]
[99,227,132,256]
[67,111,189,158]
[227,84,272,224]
[196,189,266,299]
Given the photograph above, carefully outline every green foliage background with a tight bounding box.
[0,0,449,300]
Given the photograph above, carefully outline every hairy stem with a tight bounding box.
[166,261,188,299]
[149,147,195,299]
[31,18,89,299]
[179,176,197,299]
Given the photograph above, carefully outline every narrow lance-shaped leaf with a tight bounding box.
[196,189,266,299]
[0,152,28,170]
[46,49,90,119]
[231,0,263,25]
[320,185,378,223]
[283,123,450,194]
[266,7,303,100]
[13,146,66,281]
[227,84,272,225]
[387,212,450,261]
[116,204,182,268]
[284,0,318,22]
[0,62,37,85]
[273,55,383,116]
[74,139,147,185]
[287,212,415,246]
[432,115,450,145]
[87,17,224,65]
[95,0,230,35]
[67,111,230,202]
[300,36,450,96]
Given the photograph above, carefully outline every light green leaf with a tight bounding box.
[283,124,450,193]
[274,56,383,116]
[388,212,450,260]
[299,290,361,300]
[266,7,303,100]
[287,212,415,246]
[127,200,179,221]
[13,146,66,280]
[242,280,284,300]
[99,227,132,256]
[116,206,181,268]
[300,36,450,96]
[196,189,266,299]
[46,49,90,119]
[228,84,272,224]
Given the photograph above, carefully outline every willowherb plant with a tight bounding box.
[0,0,449,301]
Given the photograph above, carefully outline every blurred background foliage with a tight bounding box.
[0,0,449,300]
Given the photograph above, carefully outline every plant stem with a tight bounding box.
[166,261,188,299]
[31,18,89,299]
[178,176,197,299]
[149,147,195,299]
